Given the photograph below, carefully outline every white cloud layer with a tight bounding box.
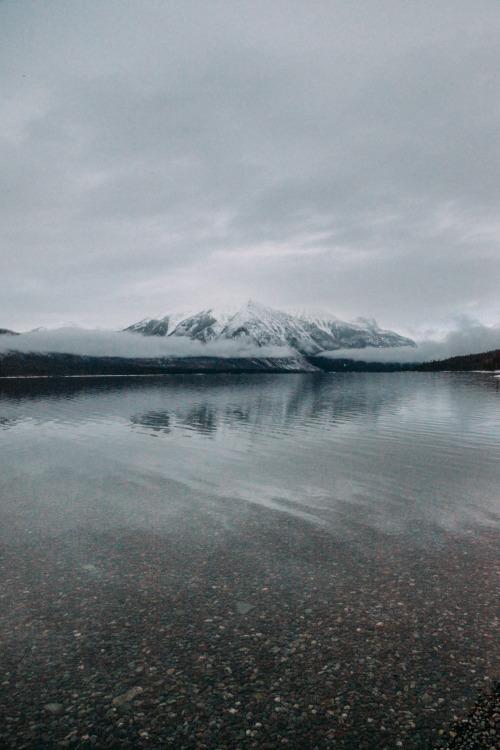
[1,317,498,363]
[322,318,500,362]
[0,328,295,360]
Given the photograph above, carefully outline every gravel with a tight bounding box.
[436,682,500,749]
[0,505,498,749]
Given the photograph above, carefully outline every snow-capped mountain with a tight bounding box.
[125,300,415,355]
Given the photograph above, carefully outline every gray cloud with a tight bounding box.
[0,327,295,360]
[1,315,498,364]
[323,317,500,363]
[1,1,499,337]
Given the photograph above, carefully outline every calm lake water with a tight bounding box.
[1,372,499,539]
[1,372,499,748]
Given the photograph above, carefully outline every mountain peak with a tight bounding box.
[125,302,415,353]
[290,307,340,323]
[354,317,380,331]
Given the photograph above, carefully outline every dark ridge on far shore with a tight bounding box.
[0,347,499,377]
[309,349,500,373]
[306,356,412,372]
[0,351,309,377]
[414,349,500,372]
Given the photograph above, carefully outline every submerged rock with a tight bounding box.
[44,703,63,714]
[111,686,143,707]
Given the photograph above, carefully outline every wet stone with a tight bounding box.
[44,703,64,714]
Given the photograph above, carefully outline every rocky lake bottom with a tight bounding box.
[1,507,499,749]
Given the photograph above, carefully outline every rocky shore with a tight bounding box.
[0,507,498,749]
[436,682,499,749]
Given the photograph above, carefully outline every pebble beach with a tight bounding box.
[1,504,498,749]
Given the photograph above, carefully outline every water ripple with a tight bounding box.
[1,373,499,539]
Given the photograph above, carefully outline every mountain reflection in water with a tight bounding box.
[1,372,499,540]
[128,377,394,439]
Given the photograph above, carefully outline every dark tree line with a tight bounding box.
[415,349,500,372]
[1,349,499,377]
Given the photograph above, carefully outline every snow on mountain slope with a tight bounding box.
[125,300,415,355]
[170,304,240,342]
[292,309,415,350]
[125,307,200,337]
[214,301,322,353]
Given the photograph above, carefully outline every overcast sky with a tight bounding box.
[1,0,499,340]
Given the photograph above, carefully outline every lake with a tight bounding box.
[1,372,499,748]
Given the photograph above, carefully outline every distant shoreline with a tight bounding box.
[0,348,499,377]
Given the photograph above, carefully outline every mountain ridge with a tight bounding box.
[125,300,415,355]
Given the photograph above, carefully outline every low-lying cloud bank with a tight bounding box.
[321,320,500,363]
[0,327,296,360]
[1,318,498,364]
